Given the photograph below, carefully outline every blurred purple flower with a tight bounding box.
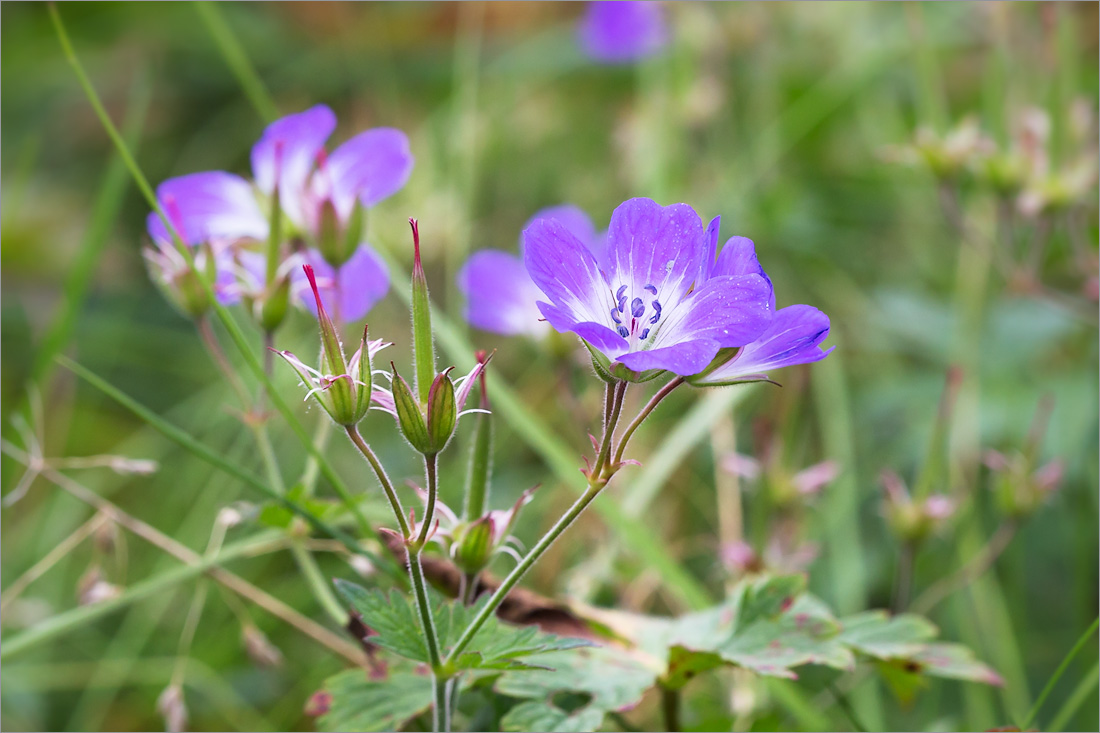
[457,205,604,337]
[524,197,774,376]
[290,245,389,324]
[578,1,668,64]
[147,105,412,323]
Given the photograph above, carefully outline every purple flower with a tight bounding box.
[524,197,774,377]
[457,205,604,337]
[688,236,833,384]
[578,1,668,64]
[147,105,412,323]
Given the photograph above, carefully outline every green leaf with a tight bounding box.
[716,595,854,678]
[495,646,659,733]
[836,611,938,659]
[334,581,428,662]
[318,662,434,732]
[335,581,587,670]
[501,701,606,733]
[908,642,1004,685]
[663,646,726,690]
[735,574,808,629]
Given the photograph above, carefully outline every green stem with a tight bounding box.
[1023,616,1100,729]
[613,377,683,466]
[193,1,279,123]
[345,426,409,537]
[408,455,446,730]
[660,686,681,732]
[445,381,626,665]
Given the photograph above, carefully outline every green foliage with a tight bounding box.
[326,575,1002,732]
[334,580,587,672]
[319,661,434,733]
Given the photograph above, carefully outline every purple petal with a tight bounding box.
[714,236,775,310]
[523,217,612,325]
[293,244,389,323]
[615,338,722,375]
[700,305,833,383]
[652,274,774,351]
[606,198,709,313]
[578,1,668,64]
[251,105,336,218]
[457,251,546,336]
[701,215,722,280]
[147,172,267,246]
[324,127,414,217]
[536,301,629,356]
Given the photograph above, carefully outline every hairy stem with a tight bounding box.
[613,377,683,466]
[345,425,409,537]
[445,381,627,664]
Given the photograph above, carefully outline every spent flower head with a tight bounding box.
[880,470,956,544]
[272,264,391,427]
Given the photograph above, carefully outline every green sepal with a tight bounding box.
[258,274,290,333]
[317,198,347,266]
[453,515,495,575]
[425,368,457,454]
[391,364,432,454]
[352,325,373,422]
[582,339,616,383]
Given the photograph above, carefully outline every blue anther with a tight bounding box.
[640,328,651,340]
[610,307,622,325]
[649,300,662,324]
[644,284,658,295]
[617,326,630,338]
[631,297,645,318]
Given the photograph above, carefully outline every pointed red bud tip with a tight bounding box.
[302,264,328,314]
[409,218,422,269]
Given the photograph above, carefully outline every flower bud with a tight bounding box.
[453,516,495,575]
[157,684,188,733]
[257,273,291,333]
[881,471,955,544]
[391,365,432,454]
[274,267,387,426]
[986,450,1063,519]
[317,198,347,266]
[426,369,457,452]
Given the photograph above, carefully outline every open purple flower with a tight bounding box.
[578,1,668,64]
[146,105,412,323]
[457,205,604,337]
[693,237,834,385]
[524,197,774,377]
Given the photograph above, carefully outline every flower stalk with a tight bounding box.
[444,380,627,666]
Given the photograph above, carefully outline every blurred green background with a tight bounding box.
[1,2,1096,731]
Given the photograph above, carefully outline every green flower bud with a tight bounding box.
[453,516,495,575]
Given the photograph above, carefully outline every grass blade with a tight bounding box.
[57,356,400,579]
